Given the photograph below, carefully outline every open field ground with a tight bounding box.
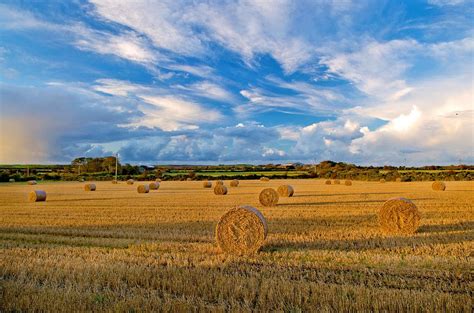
[1,180,473,311]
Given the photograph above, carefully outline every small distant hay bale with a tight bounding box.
[216,180,224,186]
[214,184,228,195]
[344,180,352,186]
[216,205,267,255]
[9,178,15,182]
[149,182,160,190]
[378,197,421,234]
[203,181,212,188]
[84,183,96,191]
[432,181,446,191]
[380,179,386,183]
[260,177,270,182]
[277,185,294,197]
[29,190,46,202]
[325,180,332,185]
[79,178,85,182]
[127,179,134,185]
[137,184,150,193]
[112,180,118,184]
[156,178,162,182]
[334,180,341,185]
[230,179,239,187]
[259,188,279,207]
[395,177,402,182]
[186,177,192,181]
[27,180,37,185]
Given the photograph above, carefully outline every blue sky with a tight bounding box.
[0,0,473,165]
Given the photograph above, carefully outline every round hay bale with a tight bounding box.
[8,178,15,182]
[127,179,134,185]
[334,179,341,185]
[137,184,150,193]
[344,180,352,186]
[156,178,162,182]
[84,183,96,191]
[29,190,46,202]
[149,182,160,190]
[260,177,270,182]
[216,205,267,255]
[214,184,228,195]
[112,180,118,184]
[27,180,37,185]
[186,177,192,181]
[395,177,402,182]
[378,197,421,234]
[79,178,85,182]
[230,179,239,187]
[259,188,279,207]
[216,180,224,186]
[380,178,386,183]
[432,181,446,191]
[325,180,332,185]
[203,181,212,188]
[277,185,294,197]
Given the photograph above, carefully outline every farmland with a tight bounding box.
[1,180,473,311]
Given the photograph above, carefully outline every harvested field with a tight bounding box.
[0,179,473,311]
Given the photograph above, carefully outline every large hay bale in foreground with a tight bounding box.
[137,184,150,193]
[214,184,228,195]
[216,205,267,255]
[230,179,239,187]
[260,177,270,182]
[380,179,386,183]
[203,181,212,188]
[259,188,279,207]
[149,182,160,190]
[27,180,37,185]
[29,190,46,202]
[127,179,134,185]
[277,185,294,197]
[84,183,96,191]
[432,181,446,191]
[325,180,332,185]
[344,180,352,186]
[379,197,421,234]
[334,179,341,185]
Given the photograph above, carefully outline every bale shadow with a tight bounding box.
[263,230,474,253]
[283,197,435,206]
[418,221,474,233]
[292,192,401,198]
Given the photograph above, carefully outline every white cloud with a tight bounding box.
[320,39,419,100]
[89,0,204,56]
[174,81,234,102]
[131,95,222,131]
[93,79,223,131]
[428,0,467,6]
[348,76,474,164]
[73,27,158,64]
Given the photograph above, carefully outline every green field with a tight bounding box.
[164,170,309,177]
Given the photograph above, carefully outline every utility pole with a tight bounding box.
[115,153,119,182]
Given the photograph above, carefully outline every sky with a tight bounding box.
[0,0,473,165]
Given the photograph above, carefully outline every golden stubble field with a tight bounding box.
[1,179,473,312]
